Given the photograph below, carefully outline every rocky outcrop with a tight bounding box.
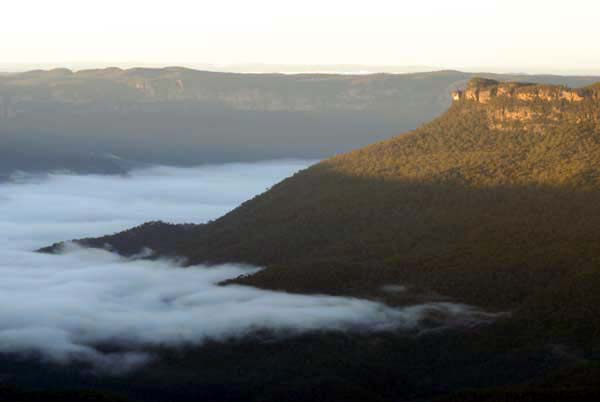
[451,78,600,133]
[451,78,597,104]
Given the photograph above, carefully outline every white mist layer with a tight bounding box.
[2,160,313,251]
[0,161,493,371]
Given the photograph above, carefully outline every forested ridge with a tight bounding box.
[58,79,600,332]
[38,78,600,400]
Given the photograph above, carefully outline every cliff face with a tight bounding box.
[0,67,456,114]
[451,79,600,132]
[451,78,600,104]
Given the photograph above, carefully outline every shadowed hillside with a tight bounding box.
[47,78,600,342]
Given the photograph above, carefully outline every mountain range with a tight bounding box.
[2,68,600,178]
[34,77,600,401]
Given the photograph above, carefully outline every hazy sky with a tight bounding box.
[2,0,600,73]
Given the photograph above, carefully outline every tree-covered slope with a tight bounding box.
[35,78,600,400]
[47,78,600,343]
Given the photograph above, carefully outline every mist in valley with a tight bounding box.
[0,161,496,372]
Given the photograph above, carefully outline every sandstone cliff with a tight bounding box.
[451,78,600,103]
[452,78,600,132]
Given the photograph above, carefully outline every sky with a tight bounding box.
[2,0,599,74]
[0,162,495,371]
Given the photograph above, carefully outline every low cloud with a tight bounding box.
[0,161,497,371]
[1,160,314,251]
[0,245,488,371]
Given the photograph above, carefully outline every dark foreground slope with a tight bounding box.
[54,79,600,343]
[2,68,599,177]
[4,330,599,402]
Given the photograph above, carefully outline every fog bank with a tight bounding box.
[0,161,494,371]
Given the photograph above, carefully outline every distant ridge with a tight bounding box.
[3,69,600,176]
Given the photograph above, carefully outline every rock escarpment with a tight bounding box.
[451,78,600,104]
[452,79,600,133]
